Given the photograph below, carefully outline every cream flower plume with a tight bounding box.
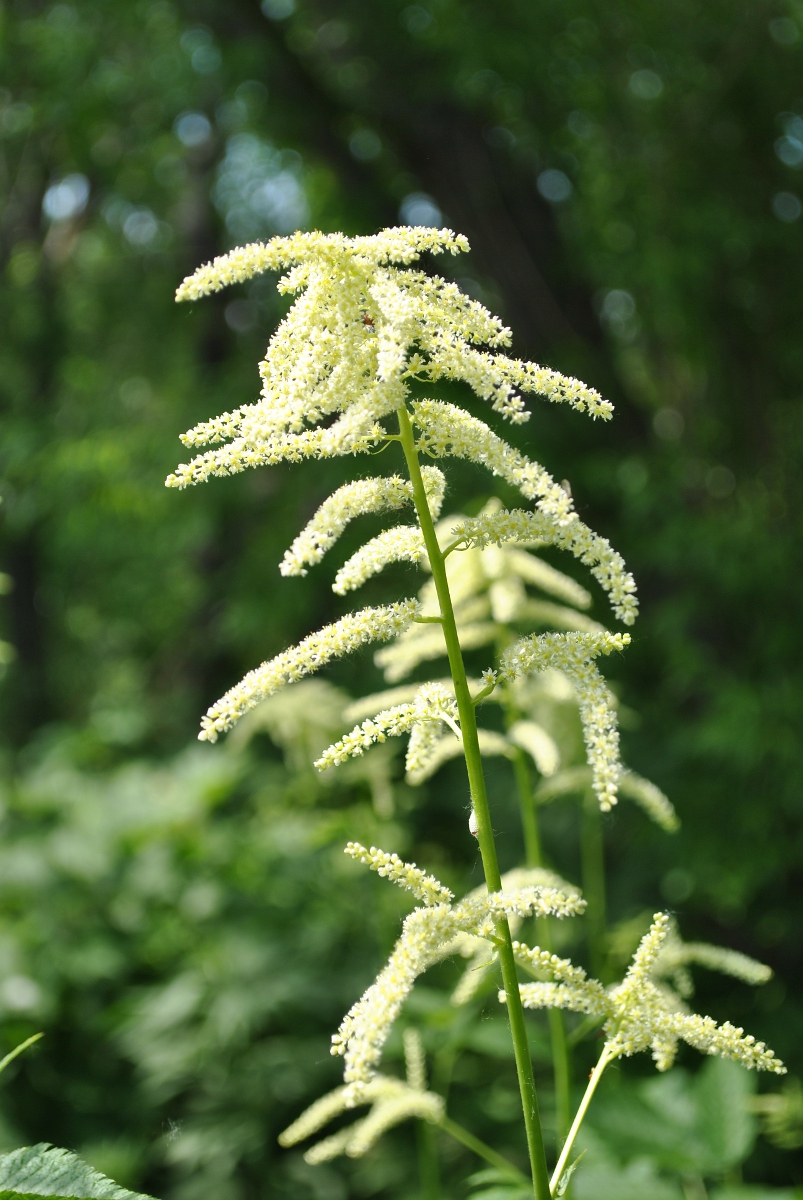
[168,229,625,743]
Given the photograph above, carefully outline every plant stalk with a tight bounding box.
[397,404,551,1200]
[547,1009,571,1151]
[549,1045,613,1196]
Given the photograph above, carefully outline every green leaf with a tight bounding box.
[588,1069,708,1173]
[587,1058,758,1176]
[572,1158,683,1200]
[0,1145,156,1200]
[695,1057,756,1171]
[466,1167,531,1200]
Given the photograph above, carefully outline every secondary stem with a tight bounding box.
[580,790,607,980]
[549,1045,613,1196]
[438,1115,529,1185]
[547,1010,571,1151]
[513,748,542,868]
[397,404,551,1200]
[417,1120,442,1200]
[508,739,572,1150]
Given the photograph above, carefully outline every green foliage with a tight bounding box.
[572,1060,803,1199]
[0,711,456,1198]
[586,1059,755,1178]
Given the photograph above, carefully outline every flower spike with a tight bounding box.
[344,842,454,906]
[280,467,445,578]
[199,600,418,741]
[500,631,630,810]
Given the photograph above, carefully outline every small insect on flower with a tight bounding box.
[469,808,479,837]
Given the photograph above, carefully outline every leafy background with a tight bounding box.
[0,0,802,1196]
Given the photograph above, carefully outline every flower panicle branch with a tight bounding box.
[278,1073,444,1164]
[315,681,459,772]
[332,526,425,595]
[331,844,585,1100]
[512,912,785,1076]
[280,467,445,579]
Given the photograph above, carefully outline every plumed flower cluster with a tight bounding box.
[450,866,582,1006]
[168,229,626,744]
[652,916,772,997]
[412,400,578,527]
[168,229,610,491]
[279,1029,443,1164]
[343,841,454,906]
[332,844,585,1098]
[514,912,785,1075]
[199,600,418,742]
[373,512,587,682]
[315,681,461,777]
[333,525,424,595]
[298,488,653,818]
[406,726,513,785]
[303,498,641,807]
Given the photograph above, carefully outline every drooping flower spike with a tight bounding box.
[280,467,445,579]
[199,600,419,742]
[279,1029,443,1164]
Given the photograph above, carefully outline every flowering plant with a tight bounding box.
[168,227,783,1199]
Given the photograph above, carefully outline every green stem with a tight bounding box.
[438,1115,529,1185]
[580,790,607,980]
[506,721,571,1151]
[549,1044,613,1196]
[417,1119,442,1200]
[0,1032,43,1076]
[398,404,551,1200]
[547,1008,571,1151]
[513,748,542,868]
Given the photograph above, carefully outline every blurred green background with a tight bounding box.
[1,0,802,1196]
